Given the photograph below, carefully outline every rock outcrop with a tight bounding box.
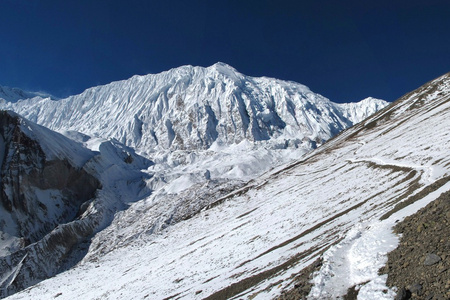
[0,111,101,297]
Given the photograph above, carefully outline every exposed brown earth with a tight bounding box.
[276,259,322,300]
[380,190,450,300]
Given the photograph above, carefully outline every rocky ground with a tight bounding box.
[275,259,323,300]
[381,190,450,300]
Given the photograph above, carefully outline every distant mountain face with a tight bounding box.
[0,63,388,158]
[0,86,53,103]
[336,96,389,124]
[0,111,98,230]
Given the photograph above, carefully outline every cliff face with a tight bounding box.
[0,112,99,246]
[0,111,101,297]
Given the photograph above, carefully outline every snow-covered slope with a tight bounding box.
[6,69,448,300]
[337,96,388,124]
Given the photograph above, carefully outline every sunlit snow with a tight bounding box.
[2,67,448,300]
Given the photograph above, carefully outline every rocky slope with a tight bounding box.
[0,111,99,297]
[382,189,449,300]
[279,187,450,300]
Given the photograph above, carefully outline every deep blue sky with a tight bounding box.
[0,0,449,102]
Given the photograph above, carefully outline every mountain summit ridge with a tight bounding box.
[0,86,55,103]
[0,64,389,189]
[0,63,388,157]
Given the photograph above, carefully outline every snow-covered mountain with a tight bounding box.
[0,63,388,193]
[4,72,448,300]
[0,63,386,155]
[0,64,393,299]
[0,86,53,103]
[337,96,389,123]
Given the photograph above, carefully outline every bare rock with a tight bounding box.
[424,253,441,266]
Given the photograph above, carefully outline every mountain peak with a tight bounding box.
[206,62,243,82]
[209,61,237,71]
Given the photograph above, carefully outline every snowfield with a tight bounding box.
[3,69,449,300]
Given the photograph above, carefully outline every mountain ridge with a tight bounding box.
[0,63,388,155]
[0,64,389,197]
[0,86,55,103]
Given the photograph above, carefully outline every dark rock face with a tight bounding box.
[0,111,100,245]
[0,111,101,297]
